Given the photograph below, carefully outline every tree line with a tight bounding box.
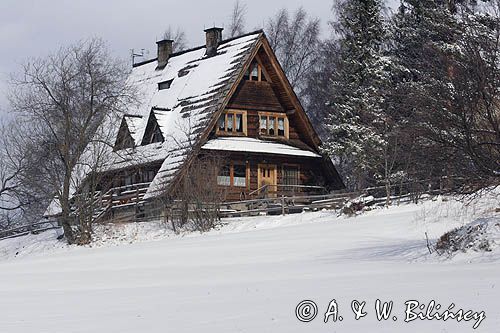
[311,0,499,198]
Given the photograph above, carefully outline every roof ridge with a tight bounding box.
[133,30,264,68]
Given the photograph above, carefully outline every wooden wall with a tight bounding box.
[224,80,311,150]
[202,151,329,201]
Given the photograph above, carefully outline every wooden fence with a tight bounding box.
[0,178,450,241]
[0,219,61,241]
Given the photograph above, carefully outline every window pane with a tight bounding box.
[278,118,285,136]
[227,113,234,131]
[217,176,231,186]
[233,165,246,187]
[217,165,231,186]
[284,167,299,186]
[260,116,267,135]
[251,64,259,80]
[235,114,243,132]
[218,115,225,131]
[158,79,173,90]
[269,117,275,136]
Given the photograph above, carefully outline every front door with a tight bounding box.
[258,164,277,197]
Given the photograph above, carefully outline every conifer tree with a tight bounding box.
[323,0,396,194]
[391,0,499,187]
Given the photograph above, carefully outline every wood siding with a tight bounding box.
[203,151,328,201]
[221,79,313,151]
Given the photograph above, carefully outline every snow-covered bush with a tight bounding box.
[436,218,500,256]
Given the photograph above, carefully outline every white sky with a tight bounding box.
[0,0,398,115]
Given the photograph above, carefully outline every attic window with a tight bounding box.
[158,79,173,90]
[259,112,289,138]
[217,110,247,136]
[244,61,267,82]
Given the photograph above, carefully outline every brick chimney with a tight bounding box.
[156,39,173,69]
[204,27,223,57]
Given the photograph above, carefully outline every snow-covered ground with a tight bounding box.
[0,193,498,332]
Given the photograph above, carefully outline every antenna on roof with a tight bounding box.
[131,48,148,67]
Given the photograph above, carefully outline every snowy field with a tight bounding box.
[0,193,499,333]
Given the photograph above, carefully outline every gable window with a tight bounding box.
[217,163,248,187]
[217,110,247,136]
[259,112,289,138]
[244,61,267,82]
[158,79,173,90]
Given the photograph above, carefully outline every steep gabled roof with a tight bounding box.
[122,31,263,199]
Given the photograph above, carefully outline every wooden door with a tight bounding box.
[258,164,277,197]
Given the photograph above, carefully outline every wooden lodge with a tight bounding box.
[45,28,344,222]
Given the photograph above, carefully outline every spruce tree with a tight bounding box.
[391,0,499,187]
[323,0,395,192]
[390,0,469,184]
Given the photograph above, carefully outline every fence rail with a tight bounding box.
[0,220,61,241]
[1,177,455,241]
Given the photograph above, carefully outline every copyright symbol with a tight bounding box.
[295,300,318,322]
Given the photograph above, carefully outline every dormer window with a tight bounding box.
[149,123,163,143]
[158,79,173,90]
[244,61,267,82]
[141,112,164,145]
[217,110,247,136]
[114,119,135,151]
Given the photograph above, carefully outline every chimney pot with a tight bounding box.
[204,27,223,57]
[156,39,173,69]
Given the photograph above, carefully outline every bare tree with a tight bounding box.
[170,153,226,232]
[8,38,135,244]
[150,117,226,233]
[446,2,500,181]
[266,7,320,96]
[0,121,46,228]
[228,0,247,38]
[163,26,188,52]
[0,124,23,227]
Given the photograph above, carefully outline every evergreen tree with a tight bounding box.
[391,0,499,188]
[388,0,460,185]
[323,0,396,194]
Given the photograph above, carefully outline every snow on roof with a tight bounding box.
[99,142,167,173]
[43,198,62,218]
[124,115,144,145]
[126,32,262,199]
[201,137,321,158]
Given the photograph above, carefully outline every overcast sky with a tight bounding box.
[0,0,398,115]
